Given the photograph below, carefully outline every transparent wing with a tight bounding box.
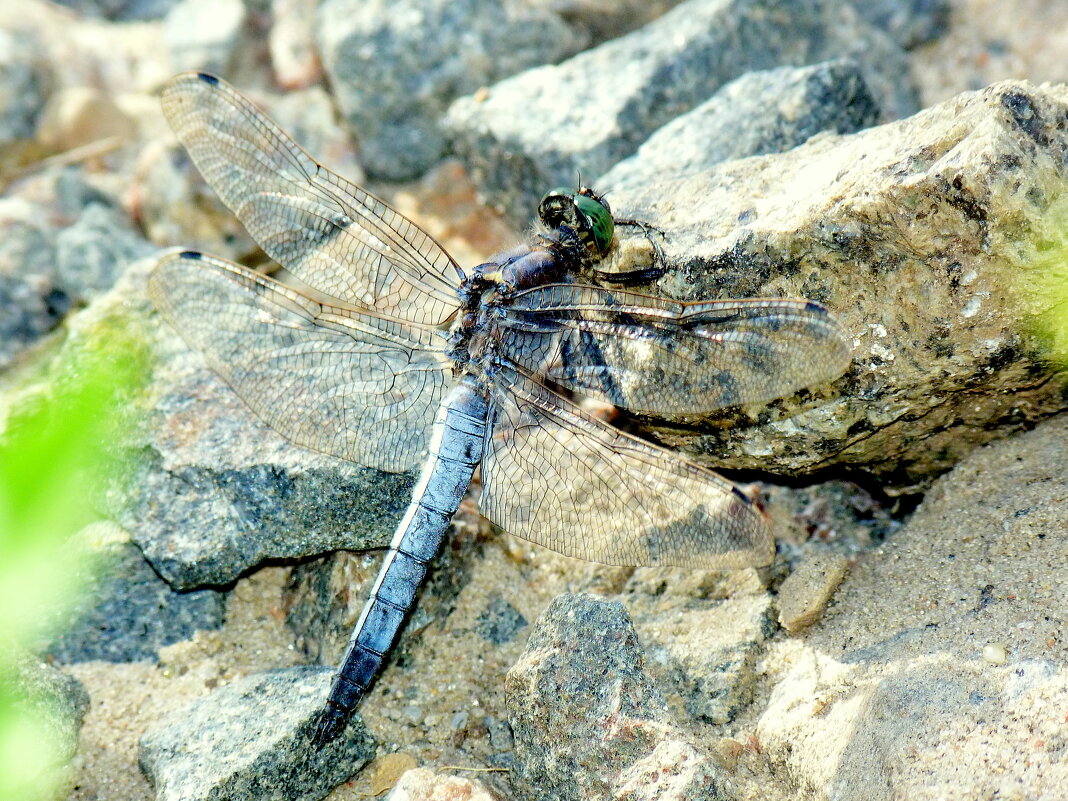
[496,284,852,414]
[478,365,773,568]
[160,72,461,326]
[148,250,453,473]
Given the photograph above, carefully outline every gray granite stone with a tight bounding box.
[318,0,583,180]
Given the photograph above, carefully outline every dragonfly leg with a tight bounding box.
[596,218,668,285]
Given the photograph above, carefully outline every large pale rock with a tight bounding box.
[612,80,1068,492]
[756,413,1068,801]
[600,59,881,193]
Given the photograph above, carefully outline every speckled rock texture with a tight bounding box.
[613,80,1068,493]
[447,0,917,226]
[318,0,583,180]
[599,59,882,192]
[139,666,375,801]
[506,593,731,801]
[45,522,225,663]
[83,260,418,589]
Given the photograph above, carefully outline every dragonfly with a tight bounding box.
[148,72,852,746]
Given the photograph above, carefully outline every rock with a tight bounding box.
[535,0,685,44]
[757,413,1068,801]
[44,521,225,664]
[763,479,900,558]
[0,27,51,145]
[447,0,917,226]
[609,80,1068,492]
[59,257,416,589]
[506,593,730,801]
[35,86,137,153]
[139,666,375,801]
[270,0,322,90]
[776,551,848,634]
[49,0,179,20]
[366,752,418,796]
[54,202,155,302]
[317,0,584,180]
[849,0,950,50]
[0,270,65,372]
[385,767,503,800]
[599,60,881,192]
[475,597,529,645]
[635,594,775,724]
[163,0,248,76]
[12,653,90,778]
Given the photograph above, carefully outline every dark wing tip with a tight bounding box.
[195,72,220,85]
[178,250,204,260]
[730,485,754,505]
[805,300,828,314]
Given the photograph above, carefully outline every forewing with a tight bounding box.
[478,365,773,569]
[496,284,852,414]
[148,250,452,473]
[160,72,461,326]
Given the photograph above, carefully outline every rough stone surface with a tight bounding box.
[536,0,684,45]
[317,0,583,180]
[49,0,178,20]
[44,521,225,664]
[599,60,881,193]
[850,0,950,50]
[71,258,417,589]
[609,80,1068,492]
[0,270,64,372]
[635,594,775,724]
[506,593,730,801]
[139,666,375,801]
[163,0,247,76]
[447,0,917,226]
[13,653,90,772]
[776,551,849,634]
[0,27,51,145]
[35,85,137,153]
[269,0,322,90]
[54,202,155,302]
[757,413,1068,801]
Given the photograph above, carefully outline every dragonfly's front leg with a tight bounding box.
[592,218,667,285]
[313,378,489,746]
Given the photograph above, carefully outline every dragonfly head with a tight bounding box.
[538,187,614,260]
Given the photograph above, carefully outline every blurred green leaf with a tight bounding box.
[0,322,149,801]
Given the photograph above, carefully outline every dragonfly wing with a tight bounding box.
[496,284,852,414]
[148,250,452,473]
[160,72,461,326]
[478,365,773,569]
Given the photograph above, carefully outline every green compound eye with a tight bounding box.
[573,192,614,257]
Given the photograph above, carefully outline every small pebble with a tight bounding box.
[983,643,1009,665]
[778,552,849,634]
